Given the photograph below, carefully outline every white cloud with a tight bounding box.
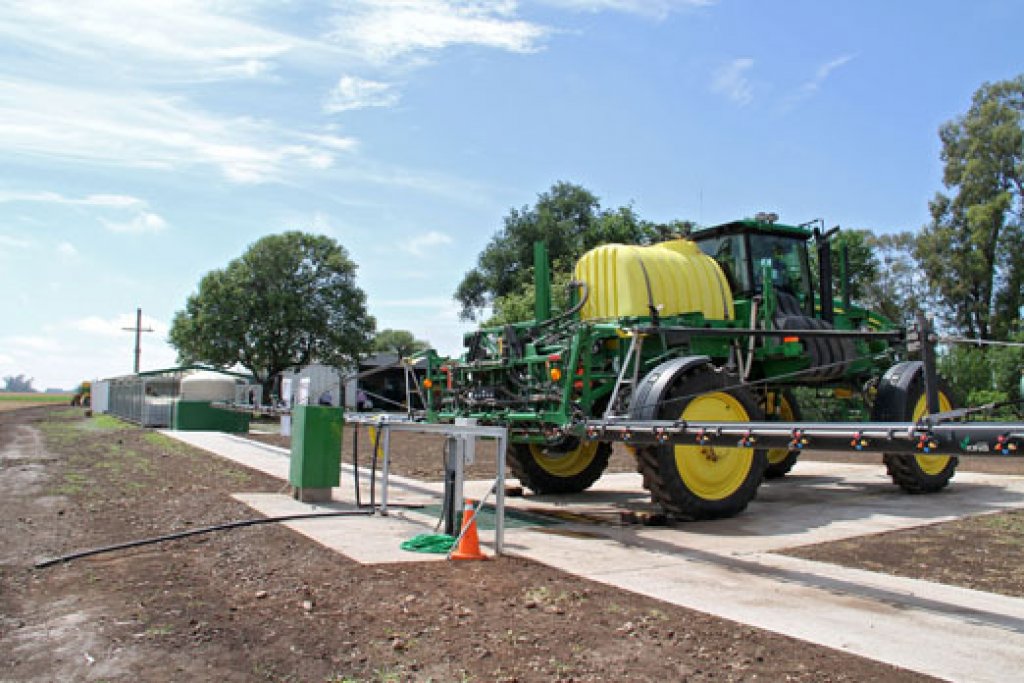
[801,54,855,94]
[401,230,454,256]
[0,190,146,208]
[101,211,169,235]
[327,1,549,63]
[711,58,755,106]
[539,0,715,19]
[0,189,169,236]
[779,54,856,111]
[0,2,555,190]
[56,241,77,257]
[70,312,167,338]
[301,133,359,152]
[0,79,350,183]
[0,234,33,249]
[326,76,401,113]
[0,1,299,84]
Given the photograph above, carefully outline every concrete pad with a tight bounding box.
[232,493,450,564]
[166,431,290,480]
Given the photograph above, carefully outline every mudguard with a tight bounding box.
[629,355,712,421]
[871,360,924,422]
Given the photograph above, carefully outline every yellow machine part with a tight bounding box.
[574,239,735,321]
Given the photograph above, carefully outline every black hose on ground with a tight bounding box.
[34,510,371,569]
[34,500,427,570]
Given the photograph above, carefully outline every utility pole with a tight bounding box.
[122,307,154,374]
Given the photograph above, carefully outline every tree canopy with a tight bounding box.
[169,232,375,389]
[857,231,937,327]
[454,181,686,322]
[372,329,428,358]
[917,75,1023,339]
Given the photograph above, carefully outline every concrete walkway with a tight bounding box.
[163,431,1024,682]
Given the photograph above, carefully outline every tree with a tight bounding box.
[455,181,685,322]
[372,329,428,358]
[917,75,1024,339]
[938,333,1024,418]
[169,232,375,393]
[2,374,35,392]
[832,229,878,305]
[856,231,938,327]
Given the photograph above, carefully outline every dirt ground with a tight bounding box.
[1,406,941,682]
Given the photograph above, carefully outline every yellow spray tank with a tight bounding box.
[574,239,734,321]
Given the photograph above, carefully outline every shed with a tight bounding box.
[102,365,255,427]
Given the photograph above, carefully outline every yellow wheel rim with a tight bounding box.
[529,441,599,477]
[765,392,795,465]
[674,391,753,500]
[913,391,953,475]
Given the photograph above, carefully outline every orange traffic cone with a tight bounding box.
[450,499,488,561]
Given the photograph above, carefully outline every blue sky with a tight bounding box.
[1,0,1020,391]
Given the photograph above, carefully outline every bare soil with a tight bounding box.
[1,406,936,682]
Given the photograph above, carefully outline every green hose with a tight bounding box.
[400,533,456,554]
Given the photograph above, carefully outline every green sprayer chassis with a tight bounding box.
[414,217,1024,519]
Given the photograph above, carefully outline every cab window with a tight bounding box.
[747,235,809,297]
[696,235,750,294]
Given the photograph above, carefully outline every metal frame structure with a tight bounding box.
[348,416,509,555]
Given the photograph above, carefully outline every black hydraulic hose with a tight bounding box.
[34,511,371,569]
[535,280,590,345]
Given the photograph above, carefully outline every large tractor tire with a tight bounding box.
[762,389,801,479]
[631,358,767,520]
[872,361,959,493]
[508,439,612,494]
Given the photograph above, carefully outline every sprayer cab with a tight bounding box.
[689,218,815,310]
[690,215,856,327]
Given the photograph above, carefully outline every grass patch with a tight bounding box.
[143,431,197,456]
[49,407,87,418]
[0,393,71,404]
[80,414,130,431]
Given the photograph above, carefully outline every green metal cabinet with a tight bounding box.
[289,405,344,491]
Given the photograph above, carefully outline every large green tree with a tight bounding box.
[169,232,375,391]
[455,181,685,322]
[917,75,1024,339]
[829,229,879,306]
